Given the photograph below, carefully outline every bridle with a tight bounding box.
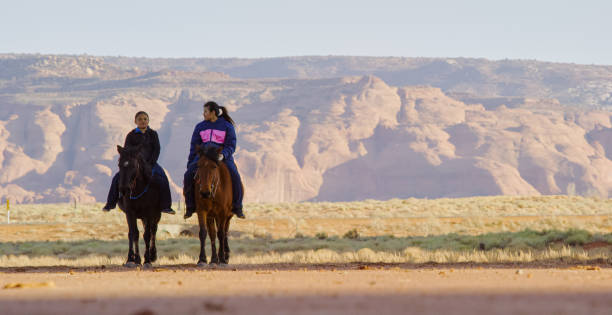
[195,164,220,201]
[122,156,150,200]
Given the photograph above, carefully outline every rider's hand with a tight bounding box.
[217,154,224,161]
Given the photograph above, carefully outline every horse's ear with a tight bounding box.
[216,146,223,155]
[117,145,124,154]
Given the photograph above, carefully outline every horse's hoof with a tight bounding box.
[124,262,138,268]
[197,261,208,268]
[143,263,153,269]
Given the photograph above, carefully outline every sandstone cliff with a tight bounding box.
[1,55,612,203]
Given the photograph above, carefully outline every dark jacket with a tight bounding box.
[124,127,160,165]
[187,117,236,167]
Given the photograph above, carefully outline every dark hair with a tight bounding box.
[204,101,234,125]
[134,111,149,120]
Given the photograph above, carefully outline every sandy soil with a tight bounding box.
[2,264,612,315]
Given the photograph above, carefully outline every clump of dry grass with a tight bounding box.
[0,247,608,267]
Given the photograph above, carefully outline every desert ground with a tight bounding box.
[1,196,612,314]
[2,265,612,315]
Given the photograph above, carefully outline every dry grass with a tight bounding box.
[1,196,612,241]
[0,247,609,267]
[2,195,612,224]
[1,196,611,267]
[1,229,611,267]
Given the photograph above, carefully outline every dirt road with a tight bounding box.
[2,264,612,314]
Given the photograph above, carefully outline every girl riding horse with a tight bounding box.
[183,101,246,219]
[103,111,175,215]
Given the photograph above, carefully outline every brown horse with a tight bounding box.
[194,144,237,265]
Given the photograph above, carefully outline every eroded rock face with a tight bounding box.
[317,86,612,200]
[1,55,612,203]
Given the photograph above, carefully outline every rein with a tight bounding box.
[128,158,152,200]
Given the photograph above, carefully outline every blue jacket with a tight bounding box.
[187,117,236,167]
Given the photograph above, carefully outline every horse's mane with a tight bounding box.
[197,143,222,163]
[120,145,152,180]
[122,146,143,157]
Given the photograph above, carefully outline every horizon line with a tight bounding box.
[1,52,611,67]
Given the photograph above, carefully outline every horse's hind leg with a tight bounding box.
[125,213,141,266]
[197,212,208,266]
[207,213,219,264]
[223,217,231,263]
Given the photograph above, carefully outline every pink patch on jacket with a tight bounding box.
[200,129,226,144]
[212,130,226,144]
[199,130,211,142]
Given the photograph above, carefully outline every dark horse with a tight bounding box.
[194,144,237,266]
[116,145,162,268]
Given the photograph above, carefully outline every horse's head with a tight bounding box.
[117,144,150,197]
[195,143,223,200]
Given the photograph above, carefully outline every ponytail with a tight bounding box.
[204,101,235,125]
[218,106,235,125]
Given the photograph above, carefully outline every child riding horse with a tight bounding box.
[183,101,246,219]
[103,111,175,215]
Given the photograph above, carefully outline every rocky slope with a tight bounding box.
[1,54,611,203]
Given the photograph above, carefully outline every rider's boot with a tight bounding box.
[183,189,196,219]
[232,206,245,219]
[162,208,176,215]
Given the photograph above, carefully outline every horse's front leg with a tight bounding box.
[207,213,219,264]
[125,213,140,267]
[142,219,152,266]
[216,215,227,264]
[149,219,158,263]
[197,212,207,266]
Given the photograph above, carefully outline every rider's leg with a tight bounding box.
[224,159,245,219]
[153,164,175,215]
[183,162,198,219]
[103,173,120,211]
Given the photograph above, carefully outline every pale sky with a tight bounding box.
[1,0,610,65]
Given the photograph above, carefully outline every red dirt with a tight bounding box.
[2,263,612,314]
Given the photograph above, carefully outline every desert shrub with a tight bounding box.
[315,232,328,240]
[564,229,592,246]
[343,229,359,239]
